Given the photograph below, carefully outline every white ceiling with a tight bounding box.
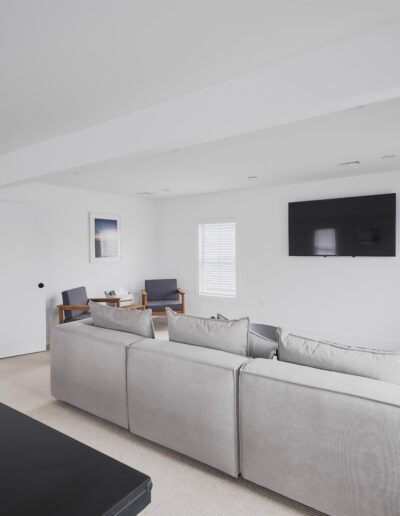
[2,0,400,154]
[37,97,400,198]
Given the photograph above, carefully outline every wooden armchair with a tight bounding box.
[57,286,120,324]
[142,279,185,316]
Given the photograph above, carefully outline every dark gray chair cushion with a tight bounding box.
[62,286,89,321]
[147,300,182,312]
[145,279,178,301]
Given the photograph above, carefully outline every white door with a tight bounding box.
[0,202,46,358]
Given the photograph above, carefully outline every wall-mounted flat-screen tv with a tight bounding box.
[289,193,396,256]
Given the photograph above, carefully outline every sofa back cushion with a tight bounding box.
[280,326,400,352]
[90,302,155,338]
[278,328,400,385]
[216,314,277,359]
[166,308,249,356]
[145,279,178,301]
[248,331,277,359]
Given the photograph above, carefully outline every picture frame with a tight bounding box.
[89,212,121,263]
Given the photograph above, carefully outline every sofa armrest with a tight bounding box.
[57,304,90,324]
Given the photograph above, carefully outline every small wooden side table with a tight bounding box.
[121,304,146,311]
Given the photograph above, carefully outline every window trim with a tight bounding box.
[196,218,239,301]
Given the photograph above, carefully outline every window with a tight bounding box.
[198,221,236,298]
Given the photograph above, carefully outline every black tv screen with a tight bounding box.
[289,193,396,256]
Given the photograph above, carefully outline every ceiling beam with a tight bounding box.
[1,22,400,187]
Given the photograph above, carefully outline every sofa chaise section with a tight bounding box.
[50,319,145,428]
[239,358,400,516]
[127,339,250,476]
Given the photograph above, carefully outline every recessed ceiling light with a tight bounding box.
[162,188,171,192]
[248,175,258,180]
[381,154,396,160]
[172,148,180,153]
[136,191,153,196]
[338,160,361,166]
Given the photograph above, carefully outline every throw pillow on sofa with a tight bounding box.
[166,307,249,356]
[215,314,277,359]
[278,328,400,385]
[90,302,155,338]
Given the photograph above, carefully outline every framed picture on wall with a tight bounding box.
[89,213,121,263]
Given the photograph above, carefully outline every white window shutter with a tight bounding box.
[198,221,236,298]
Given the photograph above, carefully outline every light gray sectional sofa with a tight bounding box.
[51,315,251,477]
[51,310,400,516]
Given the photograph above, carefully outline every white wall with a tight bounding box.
[3,171,400,347]
[0,183,157,343]
[156,170,400,344]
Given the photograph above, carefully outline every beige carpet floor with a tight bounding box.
[0,322,322,515]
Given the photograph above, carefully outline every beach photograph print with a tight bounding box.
[90,213,121,262]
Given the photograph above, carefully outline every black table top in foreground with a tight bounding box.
[0,403,152,516]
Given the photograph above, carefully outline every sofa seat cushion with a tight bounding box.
[127,339,250,476]
[146,299,182,312]
[50,319,145,428]
[166,308,249,356]
[278,328,400,385]
[90,302,155,338]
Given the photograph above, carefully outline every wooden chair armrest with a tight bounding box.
[177,288,186,295]
[57,304,90,324]
[57,304,91,311]
[141,289,148,306]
